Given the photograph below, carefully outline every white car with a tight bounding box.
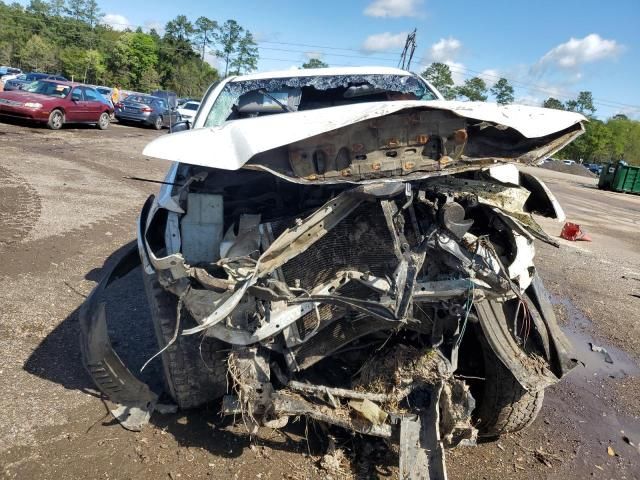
[0,66,22,82]
[81,66,585,477]
[176,100,200,121]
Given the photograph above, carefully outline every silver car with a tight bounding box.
[114,94,180,130]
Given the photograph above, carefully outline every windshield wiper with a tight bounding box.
[258,88,293,113]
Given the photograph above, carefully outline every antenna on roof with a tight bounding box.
[398,29,417,71]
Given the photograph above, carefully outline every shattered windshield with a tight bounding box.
[204,74,437,128]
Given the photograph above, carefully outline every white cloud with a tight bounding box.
[144,21,164,34]
[443,60,466,85]
[421,37,467,85]
[479,68,500,87]
[429,37,462,62]
[537,34,622,70]
[102,13,131,31]
[253,31,280,42]
[362,32,408,52]
[364,0,423,18]
[304,51,323,60]
[204,52,221,69]
[514,94,543,107]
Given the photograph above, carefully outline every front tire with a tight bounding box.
[97,112,110,130]
[142,272,228,409]
[471,296,547,437]
[475,337,545,437]
[47,109,64,130]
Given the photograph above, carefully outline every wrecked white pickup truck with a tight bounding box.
[80,67,581,478]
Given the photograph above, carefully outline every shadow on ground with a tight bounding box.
[20,242,347,463]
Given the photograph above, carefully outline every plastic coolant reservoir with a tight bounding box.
[180,193,224,264]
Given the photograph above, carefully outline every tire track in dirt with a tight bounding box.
[0,165,42,248]
[0,206,141,278]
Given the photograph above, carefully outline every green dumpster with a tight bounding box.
[598,162,640,194]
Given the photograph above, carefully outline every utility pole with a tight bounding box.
[398,29,417,71]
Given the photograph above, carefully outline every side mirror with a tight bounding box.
[171,120,191,132]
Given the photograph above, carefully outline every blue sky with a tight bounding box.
[92,0,639,117]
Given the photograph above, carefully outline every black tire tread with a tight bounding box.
[476,334,545,437]
[142,273,228,408]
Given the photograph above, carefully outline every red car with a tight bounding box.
[0,80,112,130]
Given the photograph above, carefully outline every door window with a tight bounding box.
[71,88,83,101]
[83,88,101,102]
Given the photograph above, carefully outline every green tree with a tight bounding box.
[48,0,65,16]
[543,97,565,110]
[229,31,258,75]
[138,67,161,91]
[455,77,488,101]
[59,47,105,83]
[562,119,612,162]
[490,77,514,105]
[20,34,56,71]
[27,0,51,16]
[164,59,219,97]
[194,16,217,61]
[120,32,158,88]
[421,62,455,100]
[0,42,13,65]
[165,15,194,43]
[65,0,85,21]
[566,91,596,117]
[302,58,328,69]
[215,19,243,77]
[84,0,101,28]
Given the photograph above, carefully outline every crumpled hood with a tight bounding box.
[143,100,586,170]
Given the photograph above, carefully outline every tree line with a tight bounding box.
[0,0,259,97]
[421,62,514,104]
[422,62,639,165]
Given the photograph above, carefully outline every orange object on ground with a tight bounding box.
[560,222,592,242]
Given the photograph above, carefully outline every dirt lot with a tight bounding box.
[1,119,639,479]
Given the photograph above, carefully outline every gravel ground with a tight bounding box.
[0,119,638,479]
[539,161,597,178]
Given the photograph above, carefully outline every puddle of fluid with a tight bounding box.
[550,294,640,379]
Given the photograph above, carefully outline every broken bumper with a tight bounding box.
[78,242,158,431]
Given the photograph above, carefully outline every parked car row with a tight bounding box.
[0,80,112,129]
[0,66,202,131]
[0,66,22,83]
[3,72,68,91]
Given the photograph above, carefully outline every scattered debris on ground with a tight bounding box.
[589,343,614,364]
[560,222,592,241]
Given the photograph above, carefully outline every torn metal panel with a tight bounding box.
[475,298,559,392]
[143,101,585,173]
[399,384,447,480]
[527,275,579,378]
[79,243,158,431]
